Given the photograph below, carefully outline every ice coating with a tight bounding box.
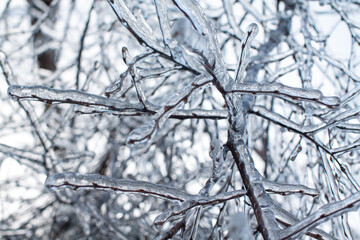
[154,190,246,227]
[154,0,172,45]
[126,74,212,149]
[7,85,143,111]
[263,180,319,197]
[209,139,222,161]
[45,172,193,201]
[229,82,340,108]
[279,191,360,239]
[108,0,165,53]
[121,46,132,65]
[126,123,156,149]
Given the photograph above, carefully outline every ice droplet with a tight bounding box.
[209,139,222,160]
[247,23,259,36]
[321,96,340,108]
[7,85,21,101]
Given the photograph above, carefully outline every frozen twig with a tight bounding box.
[74,105,228,119]
[250,105,325,134]
[271,199,337,240]
[107,0,165,53]
[8,85,142,112]
[228,82,340,108]
[127,75,212,148]
[278,191,360,239]
[154,190,246,228]
[263,180,319,197]
[45,172,193,202]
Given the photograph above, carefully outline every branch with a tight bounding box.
[278,191,360,239]
[7,85,229,121]
[74,105,228,119]
[227,139,280,239]
[228,82,340,108]
[45,172,193,202]
[7,85,143,112]
[154,190,247,228]
[107,0,165,53]
[263,180,319,197]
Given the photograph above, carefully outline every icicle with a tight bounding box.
[183,208,201,240]
[234,23,259,83]
[122,46,132,65]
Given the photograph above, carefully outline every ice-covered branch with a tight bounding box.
[127,75,212,148]
[227,139,280,239]
[171,0,217,49]
[7,85,228,121]
[154,0,172,45]
[272,199,337,240]
[0,143,43,164]
[228,82,340,108]
[171,0,231,87]
[154,190,247,228]
[8,85,143,112]
[250,105,325,134]
[74,105,228,119]
[263,180,319,197]
[330,140,360,155]
[107,0,165,53]
[278,191,360,239]
[222,0,243,39]
[314,48,360,82]
[45,172,193,202]
[105,51,155,98]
